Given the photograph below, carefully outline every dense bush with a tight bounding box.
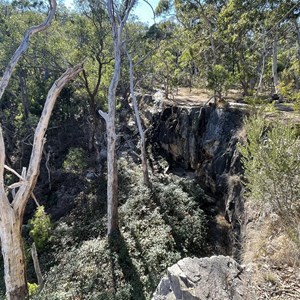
[239,115,300,242]
[35,159,208,299]
[63,147,88,174]
[29,206,52,251]
[152,176,207,255]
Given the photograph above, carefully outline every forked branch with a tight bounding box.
[0,0,57,100]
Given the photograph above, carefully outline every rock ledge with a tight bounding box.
[152,255,253,300]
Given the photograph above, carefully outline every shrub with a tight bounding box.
[29,206,52,251]
[63,147,88,174]
[38,161,208,299]
[152,175,207,255]
[28,282,39,297]
[239,115,300,242]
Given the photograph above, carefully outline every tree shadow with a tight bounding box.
[131,230,157,291]
[109,231,146,300]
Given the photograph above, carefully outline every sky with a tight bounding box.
[132,0,160,25]
[64,0,160,25]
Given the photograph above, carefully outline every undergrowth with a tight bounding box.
[34,157,208,299]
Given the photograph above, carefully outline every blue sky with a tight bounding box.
[64,0,160,25]
[132,0,160,25]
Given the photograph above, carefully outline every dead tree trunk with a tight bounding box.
[0,202,27,300]
[0,0,57,100]
[31,242,44,289]
[0,2,57,298]
[272,31,279,94]
[257,30,267,94]
[0,64,83,300]
[98,0,135,235]
[126,52,150,187]
[293,18,300,91]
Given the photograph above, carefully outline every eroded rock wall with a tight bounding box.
[149,105,246,258]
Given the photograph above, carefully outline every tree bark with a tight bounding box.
[257,37,267,94]
[0,63,83,300]
[127,52,150,187]
[272,31,279,94]
[0,0,57,100]
[31,242,44,289]
[0,205,27,300]
[99,0,135,235]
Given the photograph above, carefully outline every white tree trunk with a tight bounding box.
[257,31,267,93]
[127,52,150,187]
[0,204,27,300]
[99,0,135,235]
[31,242,44,289]
[272,32,279,94]
[0,0,56,100]
[0,63,83,300]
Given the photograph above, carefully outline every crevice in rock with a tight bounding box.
[148,104,247,261]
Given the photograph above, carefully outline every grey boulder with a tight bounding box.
[152,256,253,300]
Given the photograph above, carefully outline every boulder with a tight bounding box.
[152,256,254,300]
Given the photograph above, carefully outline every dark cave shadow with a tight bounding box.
[109,231,146,300]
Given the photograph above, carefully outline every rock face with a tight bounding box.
[152,256,253,300]
[151,106,244,195]
[150,105,246,258]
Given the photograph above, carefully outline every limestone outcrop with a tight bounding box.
[152,256,254,300]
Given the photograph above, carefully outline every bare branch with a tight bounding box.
[121,0,137,26]
[30,193,40,207]
[98,110,109,123]
[4,165,25,181]
[142,0,156,23]
[13,62,84,214]
[0,126,6,188]
[0,0,57,100]
[8,182,23,190]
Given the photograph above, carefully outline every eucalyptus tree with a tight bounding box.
[0,1,83,298]
[98,0,136,235]
[73,0,115,152]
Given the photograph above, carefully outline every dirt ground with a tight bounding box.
[164,88,300,123]
[165,87,243,107]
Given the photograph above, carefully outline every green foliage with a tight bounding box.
[155,0,171,16]
[207,64,231,98]
[37,160,208,299]
[28,282,39,297]
[29,206,52,251]
[152,176,207,255]
[239,115,300,242]
[63,147,88,174]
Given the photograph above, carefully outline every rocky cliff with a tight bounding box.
[149,104,247,259]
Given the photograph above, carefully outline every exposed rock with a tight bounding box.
[150,106,244,194]
[149,105,247,259]
[152,256,254,300]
